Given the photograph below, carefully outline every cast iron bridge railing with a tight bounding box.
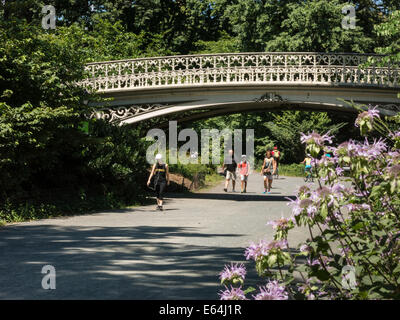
[78,52,400,92]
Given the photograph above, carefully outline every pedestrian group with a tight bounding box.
[147,147,283,211]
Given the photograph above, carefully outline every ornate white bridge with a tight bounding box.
[79,52,400,124]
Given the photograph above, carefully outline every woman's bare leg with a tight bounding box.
[268,178,273,192]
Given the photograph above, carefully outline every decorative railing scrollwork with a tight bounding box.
[254,92,287,103]
[90,104,169,123]
[78,52,400,92]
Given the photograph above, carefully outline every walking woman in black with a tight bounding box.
[147,153,170,211]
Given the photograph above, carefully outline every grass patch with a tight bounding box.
[278,163,305,177]
[256,163,305,177]
[0,188,150,224]
[201,173,225,190]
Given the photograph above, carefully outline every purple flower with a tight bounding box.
[219,263,246,283]
[326,210,343,222]
[313,186,331,199]
[343,203,371,213]
[252,280,288,300]
[306,204,318,218]
[300,131,333,147]
[331,183,347,201]
[245,240,288,261]
[267,217,294,230]
[315,155,336,167]
[390,131,400,139]
[300,244,312,254]
[287,197,303,216]
[300,198,314,208]
[332,183,345,194]
[298,280,316,300]
[388,151,400,165]
[310,187,335,207]
[355,107,380,127]
[302,184,346,213]
[219,286,247,300]
[306,255,330,267]
[387,165,400,178]
[288,196,322,217]
[340,138,387,160]
[307,258,321,266]
[335,166,344,176]
[296,185,312,196]
[245,240,266,261]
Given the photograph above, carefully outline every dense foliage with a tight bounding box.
[192,111,352,164]
[0,18,150,222]
[2,0,399,56]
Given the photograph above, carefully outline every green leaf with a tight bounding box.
[267,254,277,266]
[315,269,331,281]
[243,287,256,295]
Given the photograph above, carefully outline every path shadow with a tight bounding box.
[166,192,295,202]
[0,224,264,300]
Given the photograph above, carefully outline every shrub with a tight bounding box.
[219,105,400,300]
[0,19,150,223]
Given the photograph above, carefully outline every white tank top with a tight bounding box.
[264,157,273,170]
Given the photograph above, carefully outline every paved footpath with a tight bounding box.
[0,174,312,300]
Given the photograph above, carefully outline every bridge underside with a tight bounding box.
[89,84,400,126]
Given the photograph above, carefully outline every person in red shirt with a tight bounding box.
[238,155,250,193]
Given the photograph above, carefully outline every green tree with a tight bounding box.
[0,18,149,221]
[264,111,346,163]
[192,31,239,53]
[217,0,398,53]
[68,17,172,62]
[218,0,294,52]
[119,0,225,54]
[0,19,89,196]
[191,110,348,165]
[374,10,400,63]
[266,0,374,52]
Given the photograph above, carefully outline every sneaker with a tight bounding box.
[223,188,227,192]
[263,191,267,194]
[267,191,271,194]
[159,206,164,211]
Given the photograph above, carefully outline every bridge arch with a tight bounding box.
[78,52,400,124]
